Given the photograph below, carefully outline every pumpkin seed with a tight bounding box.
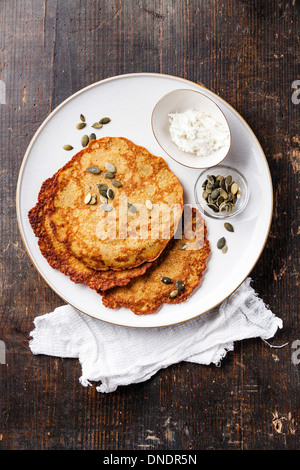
[219,202,229,213]
[89,133,96,141]
[207,175,215,185]
[63,144,73,151]
[224,222,234,232]
[76,122,86,130]
[217,237,226,249]
[97,183,108,192]
[80,114,85,122]
[81,134,89,147]
[202,190,209,200]
[128,203,137,214]
[217,195,224,206]
[104,172,115,179]
[84,193,92,204]
[105,162,116,173]
[219,189,228,199]
[178,243,187,250]
[100,204,113,212]
[231,182,239,195]
[107,188,114,199]
[145,199,153,210]
[92,122,103,129]
[211,188,220,200]
[161,276,173,285]
[89,194,97,205]
[207,203,219,212]
[97,183,108,197]
[227,202,233,213]
[225,175,232,186]
[87,166,101,174]
[100,195,108,204]
[175,280,185,293]
[111,180,123,188]
[100,117,111,124]
[222,244,228,254]
[169,289,179,299]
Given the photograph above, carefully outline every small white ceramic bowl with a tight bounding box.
[151,88,231,169]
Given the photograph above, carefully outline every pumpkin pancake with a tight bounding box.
[46,137,184,271]
[100,207,210,315]
[28,175,152,291]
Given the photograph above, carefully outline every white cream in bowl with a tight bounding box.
[168,109,230,158]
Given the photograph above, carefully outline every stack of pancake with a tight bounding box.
[29,137,210,315]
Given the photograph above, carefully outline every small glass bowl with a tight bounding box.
[194,165,249,219]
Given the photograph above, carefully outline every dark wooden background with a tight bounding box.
[0,0,299,451]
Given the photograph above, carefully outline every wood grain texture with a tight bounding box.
[0,0,299,450]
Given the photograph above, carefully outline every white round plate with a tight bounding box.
[17,73,273,328]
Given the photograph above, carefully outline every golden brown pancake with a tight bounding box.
[100,208,210,315]
[28,175,153,291]
[47,137,184,271]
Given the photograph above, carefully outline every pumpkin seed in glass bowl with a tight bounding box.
[194,165,249,219]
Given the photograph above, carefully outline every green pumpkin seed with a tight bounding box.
[81,134,89,147]
[128,203,137,214]
[87,166,101,174]
[217,195,224,206]
[207,175,215,185]
[80,114,85,122]
[89,133,96,142]
[84,193,92,204]
[107,188,114,199]
[76,122,86,130]
[104,172,115,179]
[101,204,113,212]
[97,183,109,197]
[63,144,73,151]
[202,190,209,200]
[219,202,229,213]
[207,203,219,213]
[224,222,234,232]
[111,180,123,188]
[92,122,103,129]
[169,289,179,299]
[211,188,220,200]
[219,189,228,199]
[175,280,185,293]
[222,245,228,254]
[217,237,226,249]
[178,243,187,250]
[105,162,116,173]
[100,117,111,124]
[225,175,232,186]
[161,276,173,285]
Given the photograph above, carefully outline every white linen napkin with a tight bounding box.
[29,278,282,393]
